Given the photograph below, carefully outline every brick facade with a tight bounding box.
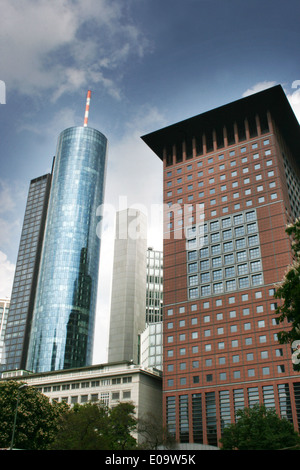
[142,85,300,446]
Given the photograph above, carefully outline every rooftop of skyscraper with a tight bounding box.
[141,85,300,162]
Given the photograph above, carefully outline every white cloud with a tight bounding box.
[104,106,165,219]
[242,80,300,123]
[0,179,17,214]
[0,0,148,100]
[287,85,300,123]
[0,251,15,298]
[18,106,78,137]
[242,81,278,97]
[0,179,26,256]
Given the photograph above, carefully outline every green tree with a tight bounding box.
[51,401,137,450]
[51,402,110,450]
[275,219,300,368]
[0,381,68,450]
[107,402,137,450]
[220,404,300,450]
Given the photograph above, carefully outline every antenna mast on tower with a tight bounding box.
[83,90,91,127]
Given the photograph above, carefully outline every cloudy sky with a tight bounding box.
[0,0,300,364]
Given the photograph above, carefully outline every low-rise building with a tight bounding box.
[1,361,162,443]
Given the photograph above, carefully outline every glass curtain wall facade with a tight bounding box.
[146,248,163,323]
[26,127,107,373]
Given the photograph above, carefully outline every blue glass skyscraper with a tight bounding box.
[26,125,107,373]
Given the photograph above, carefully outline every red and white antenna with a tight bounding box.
[83,90,91,127]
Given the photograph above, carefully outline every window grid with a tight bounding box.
[186,209,263,298]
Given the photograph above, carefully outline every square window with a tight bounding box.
[225,266,235,277]
[212,256,222,267]
[201,285,211,296]
[201,272,210,283]
[224,241,233,252]
[226,279,236,291]
[211,244,221,255]
[252,273,263,286]
[188,261,198,273]
[200,259,209,270]
[236,238,246,249]
[238,264,248,275]
[213,270,222,280]
[189,287,199,299]
[189,275,198,286]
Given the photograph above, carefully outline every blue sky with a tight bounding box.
[0,0,300,362]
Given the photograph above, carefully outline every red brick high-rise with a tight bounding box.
[142,85,300,447]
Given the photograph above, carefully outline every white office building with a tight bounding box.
[0,298,10,367]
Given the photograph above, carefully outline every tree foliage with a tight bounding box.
[0,381,68,450]
[107,401,137,450]
[51,401,138,450]
[275,219,300,369]
[220,404,300,450]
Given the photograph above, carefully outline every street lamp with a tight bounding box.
[10,384,28,450]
